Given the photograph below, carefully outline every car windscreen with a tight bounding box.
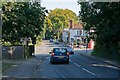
[53,48,67,56]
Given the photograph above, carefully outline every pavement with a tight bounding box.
[73,47,120,68]
[2,57,42,78]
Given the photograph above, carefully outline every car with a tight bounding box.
[54,40,59,44]
[66,47,74,54]
[49,48,69,64]
[49,38,53,42]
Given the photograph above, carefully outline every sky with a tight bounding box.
[41,0,80,16]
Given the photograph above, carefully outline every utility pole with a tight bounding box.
[0,9,2,41]
[0,9,2,80]
[0,9,2,59]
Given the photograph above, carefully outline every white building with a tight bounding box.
[62,30,69,43]
[62,20,86,45]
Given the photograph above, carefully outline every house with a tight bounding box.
[62,29,69,44]
[62,20,87,46]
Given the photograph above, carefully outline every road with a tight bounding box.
[2,40,120,79]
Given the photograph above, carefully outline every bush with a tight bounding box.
[92,41,120,61]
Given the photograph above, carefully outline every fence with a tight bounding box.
[2,46,24,59]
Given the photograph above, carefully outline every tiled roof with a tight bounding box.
[73,22,83,29]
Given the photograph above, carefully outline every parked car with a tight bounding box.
[54,40,59,44]
[49,48,69,64]
[49,38,53,42]
[66,47,74,54]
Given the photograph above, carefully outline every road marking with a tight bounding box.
[2,76,10,78]
[70,59,81,68]
[69,59,73,62]
[82,68,96,76]
[70,59,96,76]
[74,63,81,68]
[55,70,66,78]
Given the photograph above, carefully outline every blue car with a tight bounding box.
[54,40,59,44]
[49,48,69,64]
[49,39,53,42]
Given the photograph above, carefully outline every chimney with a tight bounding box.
[69,20,73,28]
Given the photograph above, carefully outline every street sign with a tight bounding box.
[20,37,31,42]
[20,38,31,45]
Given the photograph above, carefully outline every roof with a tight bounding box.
[73,22,83,29]
[63,22,83,31]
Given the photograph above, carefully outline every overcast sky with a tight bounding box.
[41,0,80,16]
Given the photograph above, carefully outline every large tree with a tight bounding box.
[45,8,78,40]
[2,2,47,45]
[78,1,120,60]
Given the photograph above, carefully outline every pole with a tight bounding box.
[86,32,88,53]
[58,30,59,40]
[86,38,87,53]
[0,10,2,60]
[0,10,1,32]
[43,23,46,39]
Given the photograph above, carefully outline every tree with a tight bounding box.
[78,1,120,60]
[44,16,53,39]
[2,2,47,45]
[45,8,78,40]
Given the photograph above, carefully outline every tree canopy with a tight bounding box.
[78,2,120,60]
[2,2,47,45]
[44,8,78,40]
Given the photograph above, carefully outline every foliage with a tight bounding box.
[2,2,47,45]
[44,8,78,40]
[78,2,120,61]
[44,16,53,39]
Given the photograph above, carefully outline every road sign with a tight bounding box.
[20,38,31,45]
[20,38,31,42]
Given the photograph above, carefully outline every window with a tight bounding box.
[53,48,67,53]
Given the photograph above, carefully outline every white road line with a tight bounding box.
[70,59,96,76]
[55,70,66,78]
[69,59,73,62]
[82,68,96,76]
[74,63,81,68]
[70,59,81,68]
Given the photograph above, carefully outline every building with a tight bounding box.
[62,29,69,44]
[62,20,87,46]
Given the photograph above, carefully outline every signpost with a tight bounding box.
[20,37,31,58]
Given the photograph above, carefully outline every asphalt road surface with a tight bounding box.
[2,40,120,79]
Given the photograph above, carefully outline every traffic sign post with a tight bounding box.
[20,37,31,59]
